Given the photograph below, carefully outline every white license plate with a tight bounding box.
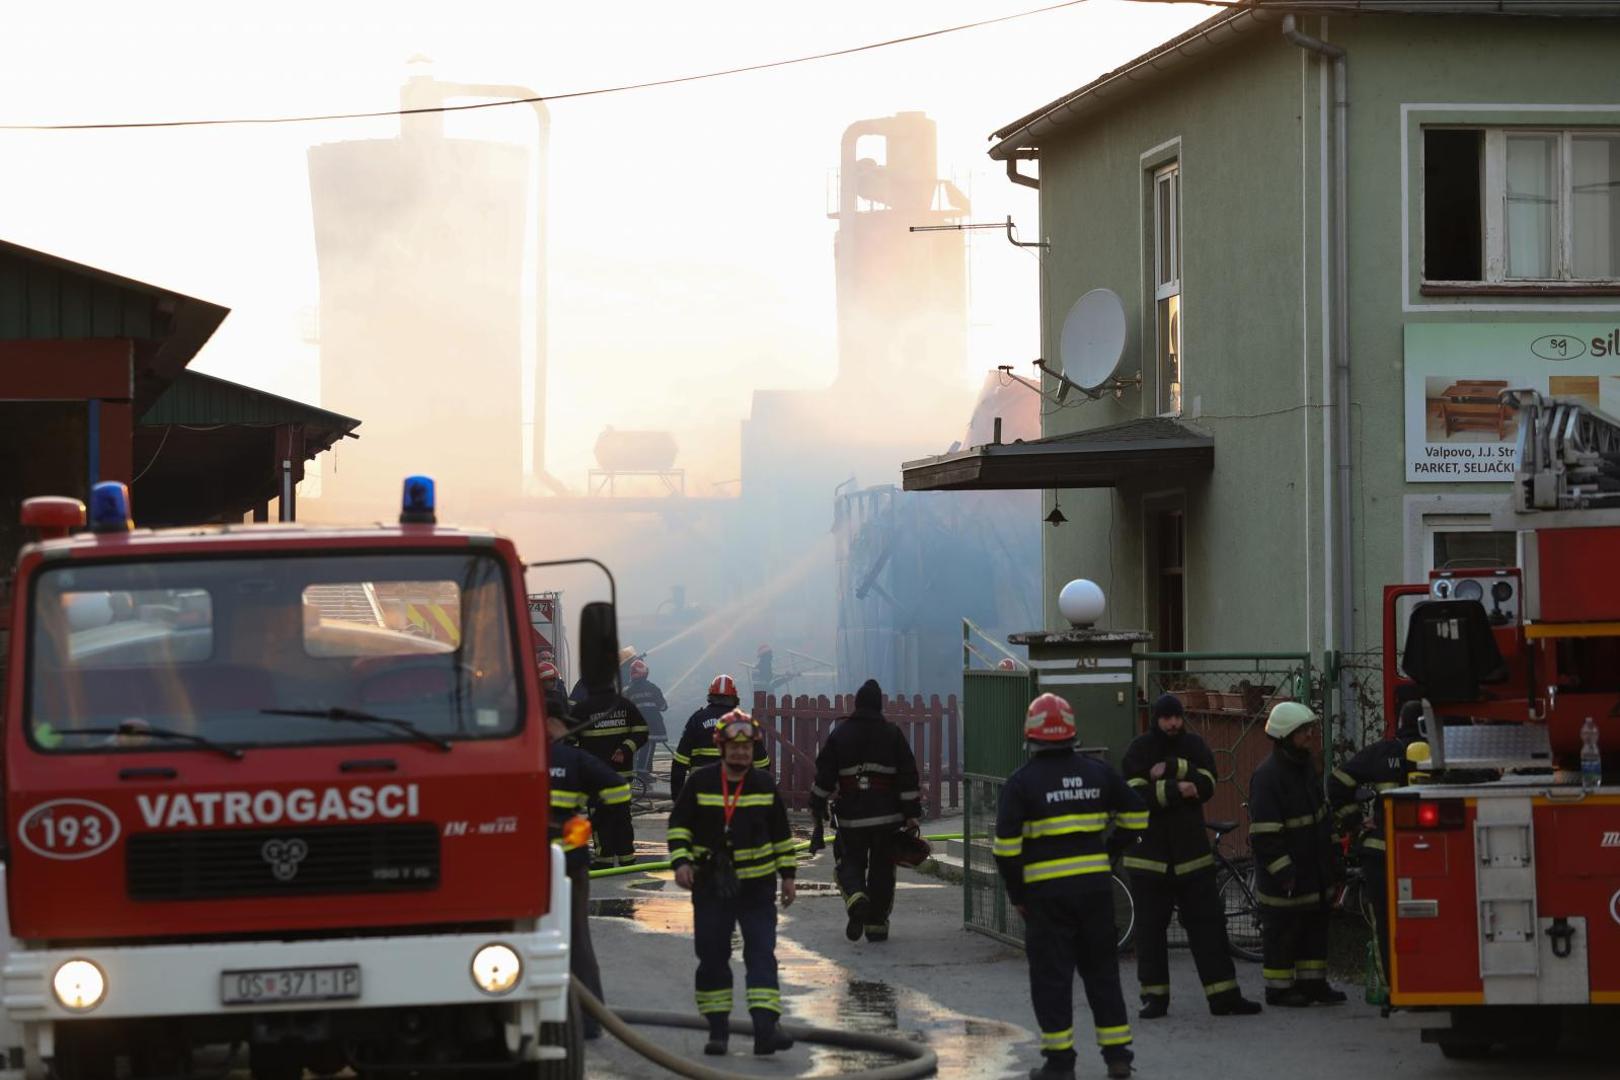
[221,964,361,1005]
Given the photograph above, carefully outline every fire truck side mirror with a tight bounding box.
[578,601,621,692]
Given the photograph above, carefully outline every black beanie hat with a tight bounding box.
[854,679,883,715]
[1151,693,1185,719]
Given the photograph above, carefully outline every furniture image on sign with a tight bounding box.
[1437,380,1513,439]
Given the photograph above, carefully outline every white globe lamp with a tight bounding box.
[1058,579,1106,628]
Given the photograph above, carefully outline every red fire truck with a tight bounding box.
[0,477,596,1079]
[1383,391,1620,1056]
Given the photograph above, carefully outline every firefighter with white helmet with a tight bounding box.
[667,710,798,1057]
[670,674,769,802]
[994,693,1148,1080]
[1248,701,1349,1006]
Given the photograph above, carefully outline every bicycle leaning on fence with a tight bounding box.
[1111,819,1263,961]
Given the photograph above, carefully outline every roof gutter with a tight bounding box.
[988,7,1276,160]
[1281,13,1356,737]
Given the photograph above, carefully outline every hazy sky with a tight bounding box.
[0,0,1213,491]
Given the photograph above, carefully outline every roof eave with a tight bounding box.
[988,6,1276,161]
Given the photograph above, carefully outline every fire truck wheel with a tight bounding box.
[528,991,584,1080]
[47,1033,114,1080]
[1437,1040,1491,1060]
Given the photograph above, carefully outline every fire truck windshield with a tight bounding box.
[26,551,523,753]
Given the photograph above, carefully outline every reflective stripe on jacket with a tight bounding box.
[1247,744,1334,906]
[548,739,632,872]
[667,764,797,882]
[809,711,922,827]
[993,748,1147,905]
[1326,737,1411,860]
[1119,728,1219,876]
[669,702,771,801]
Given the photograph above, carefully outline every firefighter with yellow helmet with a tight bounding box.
[994,693,1149,1080]
[667,709,798,1057]
[1248,701,1349,1006]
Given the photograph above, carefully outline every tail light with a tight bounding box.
[1392,798,1465,830]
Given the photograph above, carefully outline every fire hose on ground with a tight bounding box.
[572,977,938,1080]
[577,836,965,1075]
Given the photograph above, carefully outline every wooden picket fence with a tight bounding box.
[750,692,961,820]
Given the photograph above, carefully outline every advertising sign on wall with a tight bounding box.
[1404,323,1620,482]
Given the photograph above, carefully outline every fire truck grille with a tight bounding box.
[126,823,441,901]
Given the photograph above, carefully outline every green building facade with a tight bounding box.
[910,4,1620,741]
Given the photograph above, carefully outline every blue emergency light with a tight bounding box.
[400,475,437,525]
[88,481,133,534]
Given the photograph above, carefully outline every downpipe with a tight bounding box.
[1282,15,1356,737]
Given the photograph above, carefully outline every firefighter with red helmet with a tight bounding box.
[1248,702,1348,1007]
[1121,693,1262,1018]
[667,710,798,1057]
[809,679,921,943]
[994,694,1148,1080]
[671,675,769,802]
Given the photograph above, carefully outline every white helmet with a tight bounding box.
[1265,701,1317,740]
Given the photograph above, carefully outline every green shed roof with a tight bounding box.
[140,369,360,444]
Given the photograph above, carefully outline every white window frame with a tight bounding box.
[1152,163,1182,417]
[1426,126,1620,285]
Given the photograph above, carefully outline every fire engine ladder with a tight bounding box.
[1509,389,1620,511]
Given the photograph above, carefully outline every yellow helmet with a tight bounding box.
[1265,701,1318,739]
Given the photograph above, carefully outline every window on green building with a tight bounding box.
[1153,162,1181,415]
[1423,126,1620,285]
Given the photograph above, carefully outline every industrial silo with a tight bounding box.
[308,74,550,516]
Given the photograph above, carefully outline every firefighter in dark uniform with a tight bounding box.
[670,674,769,802]
[1328,699,1423,980]
[809,679,921,943]
[995,693,1149,1080]
[1121,693,1262,1018]
[668,710,798,1057]
[1248,701,1348,1006]
[545,692,630,1039]
[624,657,669,782]
[570,683,648,868]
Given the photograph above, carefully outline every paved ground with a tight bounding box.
[580,809,1613,1080]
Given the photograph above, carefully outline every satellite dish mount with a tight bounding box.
[1043,288,1141,402]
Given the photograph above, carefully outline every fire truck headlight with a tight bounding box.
[52,959,106,1012]
[471,944,522,995]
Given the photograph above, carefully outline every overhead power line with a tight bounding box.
[0,0,1124,132]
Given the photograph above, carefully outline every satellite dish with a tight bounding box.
[1059,289,1127,391]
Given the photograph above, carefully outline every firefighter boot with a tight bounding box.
[1105,1049,1135,1078]
[1138,993,1169,1019]
[1301,982,1349,1005]
[1209,989,1263,1016]
[845,894,870,942]
[864,921,890,943]
[703,1014,730,1056]
[1265,987,1312,1008]
[1027,1053,1076,1080]
[752,1011,794,1056]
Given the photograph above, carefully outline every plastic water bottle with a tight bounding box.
[1580,717,1602,791]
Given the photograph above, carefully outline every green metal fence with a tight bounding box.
[963,773,1025,946]
[962,668,1035,778]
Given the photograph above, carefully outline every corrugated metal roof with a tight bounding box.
[140,370,360,443]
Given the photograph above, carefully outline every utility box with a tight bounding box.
[1009,628,1150,768]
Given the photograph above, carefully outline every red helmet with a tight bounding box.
[997,658,1018,671]
[1024,693,1076,743]
[536,661,560,686]
[629,659,649,680]
[890,828,933,868]
[708,674,739,700]
[713,708,759,747]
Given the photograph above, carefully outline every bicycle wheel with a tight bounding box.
[1216,860,1264,962]
[1111,871,1136,954]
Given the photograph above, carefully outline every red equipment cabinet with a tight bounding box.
[0,479,591,1080]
